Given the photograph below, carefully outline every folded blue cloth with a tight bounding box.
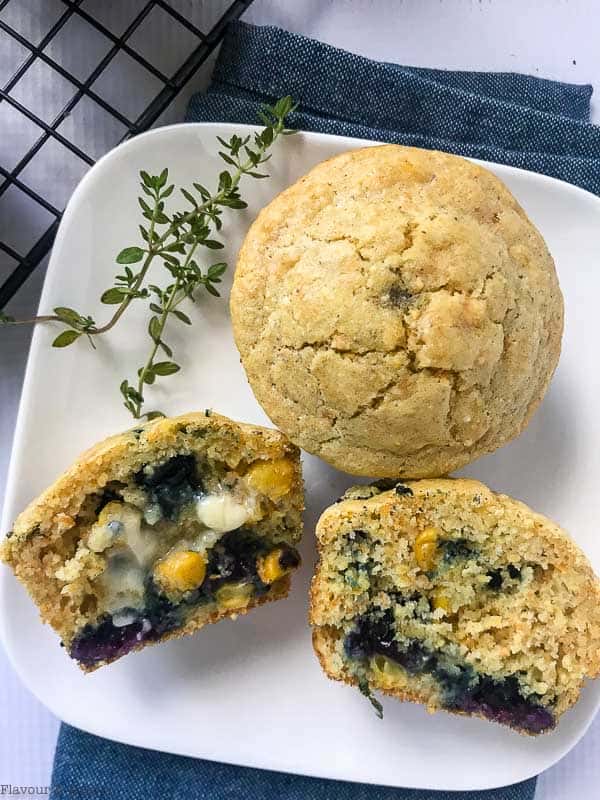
[51,723,535,800]
[51,21,600,800]
[187,21,600,194]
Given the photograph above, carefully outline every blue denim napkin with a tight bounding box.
[187,21,600,194]
[51,723,535,800]
[51,20,600,800]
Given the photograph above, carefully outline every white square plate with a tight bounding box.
[2,124,600,792]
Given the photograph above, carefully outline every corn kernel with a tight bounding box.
[370,655,404,687]
[257,546,300,584]
[414,527,439,571]
[432,588,452,613]
[154,550,206,593]
[245,459,295,501]
[215,581,254,610]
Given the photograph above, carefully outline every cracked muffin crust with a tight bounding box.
[1,412,303,671]
[310,479,600,734]
[232,145,564,477]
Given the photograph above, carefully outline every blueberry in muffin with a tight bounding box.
[310,479,600,734]
[1,412,303,670]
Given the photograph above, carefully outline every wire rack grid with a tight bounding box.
[0,0,254,309]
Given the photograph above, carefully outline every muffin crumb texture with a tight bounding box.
[310,479,600,734]
[232,145,564,477]
[1,412,304,671]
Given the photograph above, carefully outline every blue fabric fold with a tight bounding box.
[186,21,600,194]
[389,66,592,120]
[52,20,600,800]
[51,723,536,800]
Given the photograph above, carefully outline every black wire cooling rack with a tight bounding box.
[0,0,254,308]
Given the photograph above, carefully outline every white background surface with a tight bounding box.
[1,1,599,796]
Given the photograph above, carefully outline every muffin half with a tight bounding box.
[1,412,303,670]
[310,479,600,734]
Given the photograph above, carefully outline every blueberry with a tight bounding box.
[435,662,477,704]
[70,615,149,666]
[200,529,272,598]
[517,706,555,734]
[444,673,555,734]
[75,579,191,667]
[279,546,301,571]
[486,565,522,591]
[343,609,434,670]
[486,569,503,590]
[135,454,200,520]
[210,546,237,580]
[441,539,474,563]
[71,529,285,665]
[218,529,266,576]
[136,454,196,489]
[343,614,379,660]
[344,629,368,660]
[397,641,434,674]
[342,604,555,734]
[368,609,396,647]
[370,479,397,492]
[143,579,185,635]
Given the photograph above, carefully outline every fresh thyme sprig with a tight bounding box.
[1,96,297,420]
[358,678,384,719]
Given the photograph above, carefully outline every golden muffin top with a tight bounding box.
[232,145,563,477]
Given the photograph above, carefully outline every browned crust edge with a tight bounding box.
[312,626,551,737]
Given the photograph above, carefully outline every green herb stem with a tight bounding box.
[2,314,62,326]
[1,95,298,419]
[131,241,199,419]
[92,247,155,335]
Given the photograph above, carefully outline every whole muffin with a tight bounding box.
[232,145,563,477]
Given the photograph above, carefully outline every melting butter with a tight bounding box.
[92,502,160,614]
[196,492,253,533]
[93,490,255,622]
[102,553,146,613]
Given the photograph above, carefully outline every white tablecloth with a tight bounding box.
[1,1,598,795]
